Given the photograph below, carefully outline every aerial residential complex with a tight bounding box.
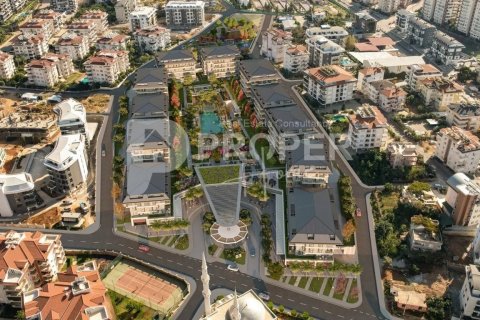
[165,0,205,29]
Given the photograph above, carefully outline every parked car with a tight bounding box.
[62,199,72,206]
[227,264,239,272]
[258,292,270,301]
[138,245,150,252]
[249,247,255,257]
[79,202,88,214]
[355,207,362,217]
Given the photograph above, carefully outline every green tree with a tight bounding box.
[345,35,357,51]
[267,262,284,280]
[119,107,129,118]
[407,181,431,195]
[184,74,194,86]
[425,296,451,320]
[15,311,26,320]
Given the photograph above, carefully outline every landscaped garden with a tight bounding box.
[107,290,156,320]
[220,247,246,265]
[197,165,240,184]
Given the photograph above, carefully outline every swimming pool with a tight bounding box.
[200,112,224,134]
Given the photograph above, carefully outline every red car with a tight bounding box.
[138,245,150,252]
[355,207,362,217]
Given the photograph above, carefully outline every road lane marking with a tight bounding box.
[147,253,152,256]
[325,311,332,314]
[67,239,73,242]
[241,284,247,287]
[177,263,183,266]
[336,315,344,318]
[187,266,193,269]
[275,295,282,298]
[93,241,99,244]
[156,256,162,259]
[218,276,225,279]
[106,242,112,245]
[167,259,173,262]
[119,244,124,246]
[287,299,294,302]
[80,240,86,243]
[127,247,133,249]
[300,303,306,306]
[312,307,318,310]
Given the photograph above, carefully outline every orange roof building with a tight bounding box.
[23,261,113,320]
[347,104,388,151]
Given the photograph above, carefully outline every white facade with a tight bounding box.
[134,26,171,52]
[436,127,480,174]
[347,104,388,151]
[283,45,309,74]
[53,98,87,136]
[0,53,15,80]
[457,0,480,39]
[260,29,292,64]
[357,67,385,92]
[128,6,157,31]
[50,0,78,12]
[0,173,36,217]
[445,172,480,226]
[165,1,205,29]
[115,0,136,23]
[396,10,415,33]
[365,80,406,112]
[305,35,344,67]
[423,0,461,24]
[387,143,418,167]
[406,64,442,90]
[12,35,49,60]
[461,265,480,319]
[84,50,130,84]
[431,31,465,65]
[26,54,74,87]
[379,0,400,14]
[305,26,348,44]
[473,227,480,265]
[446,103,480,131]
[20,19,55,40]
[55,33,89,61]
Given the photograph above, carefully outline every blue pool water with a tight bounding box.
[200,112,223,134]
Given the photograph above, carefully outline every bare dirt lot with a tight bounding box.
[81,94,111,113]
[26,207,61,228]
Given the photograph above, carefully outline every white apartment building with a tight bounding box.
[0,172,40,217]
[165,1,205,30]
[53,98,87,136]
[55,33,89,60]
[20,19,55,40]
[26,54,73,87]
[436,126,480,175]
[260,28,292,64]
[357,67,384,92]
[0,148,5,168]
[0,231,66,308]
[114,0,136,23]
[364,79,406,112]
[473,227,480,264]
[0,53,15,80]
[305,26,349,44]
[396,9,415,33]
[461,265,480,319]
[84,50,130,84]
[447,103,480,131]
[134,26,171,53]
[79,10,109,35]
[0,0,13,21]
[283,45,309,74]
[33,9,66,29]
[96,33,129,51]
[305,35,345,67]
[128,6,157,31]
[12,35,48,60]
[303,65,357,107]
[387,142,418,167]
[406,64,442,90]
[422,0,461,24]
[200,45,240,78]
[346,104,388,152]
[457,0,480,39]
[379,0,400,14]
[445,172,480,226]
[431,31,465,65]
[50,0,78,12]
[44,134,88,194]
[156,49,196,81]
[67,20,98,45]
[417,77,463,111]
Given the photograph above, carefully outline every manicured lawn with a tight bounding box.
[208,244,218,256]
[107,290,156,320]
[197,165,240,184]
[220,248,246,265]
[161,236,171,245]
[347,279,359,303]
[380,192,400,212]
[323,278,334,296]
[308,277,324,293]
[168,235,179,246]
[288,276,297,285]
[333,289,346,300]
[175,235,189,250]
[298,277,309,289]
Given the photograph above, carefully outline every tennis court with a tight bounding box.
[103,261,184,315]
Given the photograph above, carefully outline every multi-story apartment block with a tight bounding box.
[396,9,415,33]
[200,45,240,78]
[0,52,15,79]
[67,20,98,45]
[124,118,172,226]
[409,215,442,252]
[133,67,168,95]
[457,0,480,39]
[43,53,74,79]
[165,1,205,30]
[12,35,49,60]
[387,142,418,167]
[407,17,436,47]
[53,98,87,137]
[0,113,59,143]
[303,65,357,107]
[346,104,388,152]
[44,134,88,194]
[430,31,465,65]
[79,10,108,35]
[445,173,480,226]
[131,94,169,118]
[472,227,480,264]
[0,231,65,308]
[23,261,111,320]
[50,0,78,12]
[461,264,480,319]
[26,54,73,87]
[353,10,377,34]
[365,79,406,112]
[55,33,89,61]
[237,59,281,97]
[134,26,171,53]
[128,6,157,31]
[156,49,196,81]
[447,103,480,131]
[436,127,480,175]
[33,9,65,29]
[357,67,384,92]
[305,26,349,44]
[0,173,41,217]
[0,148,5,168]
[422,0,461,24]
[0,0,13,21]
[250,83,315,160]
[418,77,463,111]
[283,45,309,74]
[114,0,136,23]
[20,19,55,40]
[85,50,130,84]
[96,33,129,51]
[379,0,400,14]
[305,35,345,67]
[406,64,442,90]
[260,28,292,64]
